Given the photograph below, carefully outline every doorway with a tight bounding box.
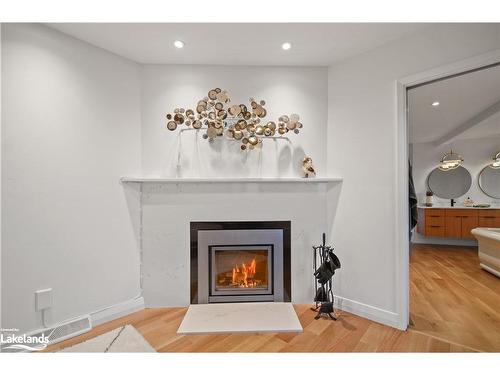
[401,58,500,351]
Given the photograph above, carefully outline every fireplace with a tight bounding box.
[191,221,291,304]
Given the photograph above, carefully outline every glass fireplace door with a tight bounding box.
[209,245,273,297]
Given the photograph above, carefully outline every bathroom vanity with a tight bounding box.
[417,206,500,239]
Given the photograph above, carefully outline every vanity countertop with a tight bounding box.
[418,205,500,209]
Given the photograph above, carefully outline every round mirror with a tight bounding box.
[427,165,472,199]
[478,165,500,199]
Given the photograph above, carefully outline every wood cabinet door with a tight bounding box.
[461,215,479,239]
[445,215,462,238]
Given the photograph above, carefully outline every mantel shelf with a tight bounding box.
[120,177,343,183]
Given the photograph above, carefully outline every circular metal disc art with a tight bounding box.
[166,121,177,131]
[165,88,303,151]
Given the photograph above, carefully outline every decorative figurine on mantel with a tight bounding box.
[302,156,316,178]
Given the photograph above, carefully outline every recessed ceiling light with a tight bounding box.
[174,40,185,49]
[431,101,440,107]
[281,42,292,50]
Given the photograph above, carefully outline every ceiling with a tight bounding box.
[408,64,500,144]
[46,23,429,66]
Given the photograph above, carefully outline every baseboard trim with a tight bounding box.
[91,296,145,327]
[411,236,477,247]
[334,295,402,329]
[10,296,145,350]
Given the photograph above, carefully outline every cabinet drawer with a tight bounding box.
[445,209,478,218]
[426,215,445,226]
[426,225,446,237]
[478,210,500,218]
[479,217,497,227]
[425,209,445,218]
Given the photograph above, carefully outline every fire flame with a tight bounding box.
[232,259,257,287]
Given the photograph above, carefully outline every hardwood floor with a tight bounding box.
[46,243,500,353]
[409,244,500,352]
[46,305,475,353]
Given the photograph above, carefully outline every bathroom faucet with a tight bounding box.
[451,198,455,207]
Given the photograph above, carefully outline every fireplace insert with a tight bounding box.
[190,221,291,304]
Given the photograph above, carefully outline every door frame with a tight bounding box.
[395,49,500,330]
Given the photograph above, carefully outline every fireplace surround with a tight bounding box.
[190,221,291,304]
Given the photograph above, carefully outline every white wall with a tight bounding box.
[141,65,327,178]
[327,24,500,328]
[1,24,142,333]
[139,64,331,307]
[1,26,330,333]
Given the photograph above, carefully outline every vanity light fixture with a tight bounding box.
[438,149,464,171]
[174,40,185,49]
[281,42,292,50]
[490,151,500,169]
[431,101,440,107]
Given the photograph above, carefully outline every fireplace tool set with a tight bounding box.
[312,233,341,320]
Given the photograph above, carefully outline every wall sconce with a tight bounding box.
[489,151,500,169]
[438,150,463,171]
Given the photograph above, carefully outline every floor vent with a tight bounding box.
[30,315,92,346]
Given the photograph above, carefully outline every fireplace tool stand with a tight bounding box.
[311,233,341,320]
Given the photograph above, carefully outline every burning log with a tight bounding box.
[231,259,257,287]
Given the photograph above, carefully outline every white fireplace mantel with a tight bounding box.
[124,175,342,308]
[120,176,343,183]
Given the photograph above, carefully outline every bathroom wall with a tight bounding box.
[140,65,327,178]
[1,24,142,333]
[411,136,500,245]
[327,23,500,328]
[412,137,500,206]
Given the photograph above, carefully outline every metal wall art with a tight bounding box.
[165,88,303,150]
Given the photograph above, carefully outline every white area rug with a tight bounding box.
[61,325,155,352]
[177,302,303,334]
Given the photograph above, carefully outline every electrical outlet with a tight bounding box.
[35,288,52,311]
